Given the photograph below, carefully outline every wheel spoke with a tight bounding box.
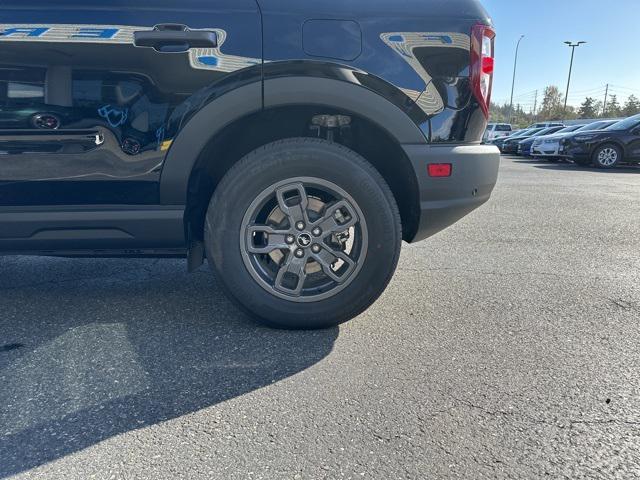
[274,252,307,296]
[311,246,356,284]
[276,183,310,225]
[313,200,359,235]
[241,176,368,302]
[247,225,291,254]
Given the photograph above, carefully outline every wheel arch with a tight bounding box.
[591,140,626,159]
[159,74,427,243]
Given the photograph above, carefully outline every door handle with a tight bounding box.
[134,25,217,53]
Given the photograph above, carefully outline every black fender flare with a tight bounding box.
[263,76,427,144]
[159,75,428,205]
[159,81,263,205]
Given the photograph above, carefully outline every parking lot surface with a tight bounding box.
[1,156,639,479]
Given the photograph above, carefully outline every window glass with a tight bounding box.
[7,82,44,100]
[605,115,640,131]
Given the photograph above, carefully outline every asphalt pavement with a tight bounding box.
[1,156,639,479]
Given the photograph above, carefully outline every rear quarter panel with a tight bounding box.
[258,0,492,143]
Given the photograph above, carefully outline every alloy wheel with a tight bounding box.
[240,177,368,302]
[597,147,619,167]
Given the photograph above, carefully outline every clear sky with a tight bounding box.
[483,0,640,110]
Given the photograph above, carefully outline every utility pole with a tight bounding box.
[532,90,538,120]
[563,41,586,117]
[508,35,525,123]
[602,84,609,117]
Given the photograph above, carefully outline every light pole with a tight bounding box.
[563,41,586,116]
[508,35,525,123]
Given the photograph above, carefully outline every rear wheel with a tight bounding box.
[204,138,402,329]
[592,144,622,169]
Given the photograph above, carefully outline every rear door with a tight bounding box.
[0,0,261,207]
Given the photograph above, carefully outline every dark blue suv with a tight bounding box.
[0,0,499,329]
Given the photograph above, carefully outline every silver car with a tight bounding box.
[531,121,617,160]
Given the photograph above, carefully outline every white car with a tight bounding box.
[531,121,618,160]
[483,123,513,142]
[531,125,584,159]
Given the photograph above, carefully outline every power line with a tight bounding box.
[609,84,640,93]
[498,84,638,103]
[567,85,608,95]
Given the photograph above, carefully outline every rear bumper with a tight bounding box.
[402,144,500,243]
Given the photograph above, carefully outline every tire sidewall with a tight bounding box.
[204,139,401,329]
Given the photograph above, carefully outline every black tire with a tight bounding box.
[592,143,623,169]
[204,138,402,330]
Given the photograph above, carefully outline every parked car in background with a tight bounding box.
[530,125,585,159]
[483,123,513,142]
[531,121,618,161]
[490,129,523,151]
[501,128,545,154]
[517,126,565,156]
[560,114,640,168]
[527,122,565,129]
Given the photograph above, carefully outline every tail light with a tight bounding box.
[471,24,495,118]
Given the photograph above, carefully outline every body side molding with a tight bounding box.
[0,205,185,252]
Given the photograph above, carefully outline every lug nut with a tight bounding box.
[312,227,322,236]
[311,244,321,254]
[285,234,295,245]
[294,248,305,258]
[295,221,305,231]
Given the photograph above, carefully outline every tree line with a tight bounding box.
[490,86,640,127]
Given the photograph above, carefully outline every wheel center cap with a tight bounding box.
[297,233,312,248]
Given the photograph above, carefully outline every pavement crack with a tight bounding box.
[607,298,640,312]
[448,395,515,418]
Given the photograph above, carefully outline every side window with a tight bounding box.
[0,68,46,107]
[8,82,44,101]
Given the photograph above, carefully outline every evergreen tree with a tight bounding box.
[622,95,640,117]
[578,97,598,118]
[605,94,621,117]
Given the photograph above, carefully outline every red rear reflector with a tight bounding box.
[482,56,494,74]
[428,163,452,177]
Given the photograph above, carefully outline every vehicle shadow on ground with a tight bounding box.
[0,257,338,478]
[507,157,640,173]
[533,163,640,173]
